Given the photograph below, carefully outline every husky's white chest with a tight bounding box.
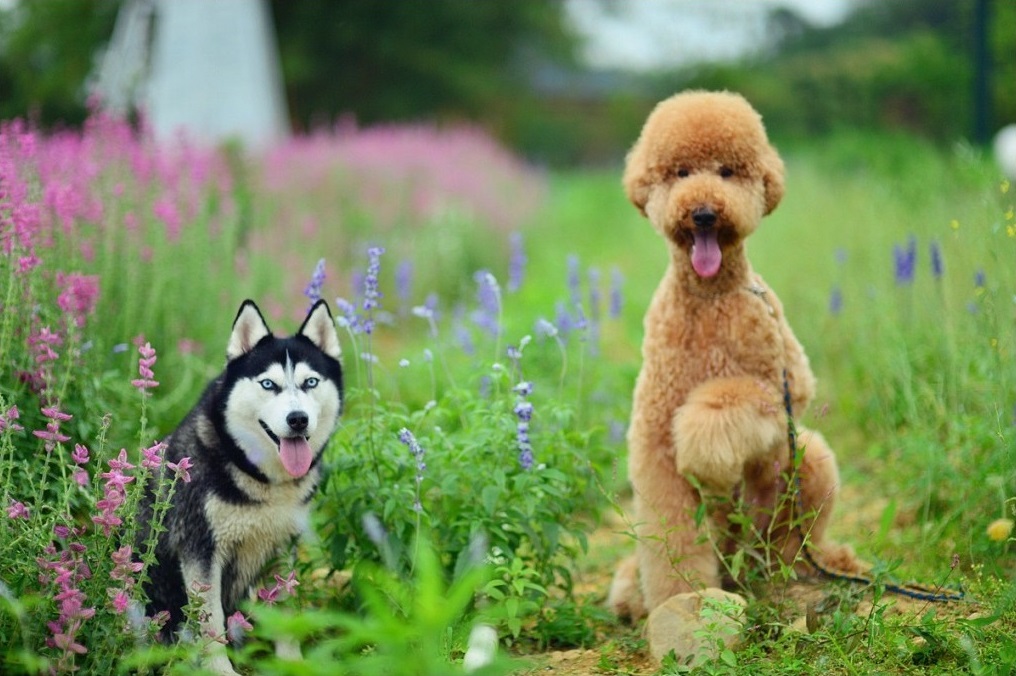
[204,478,313,579]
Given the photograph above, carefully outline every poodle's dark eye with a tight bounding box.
[675,168,690,179]
[719,166,735,178]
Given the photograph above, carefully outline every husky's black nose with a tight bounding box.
[692,207,717,228]
[286,411,309,433]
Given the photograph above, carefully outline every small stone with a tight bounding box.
[787,616,810,634]
[645,588,747,667]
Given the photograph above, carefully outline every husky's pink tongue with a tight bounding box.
[691,230,722,278]
[279,437,313,478]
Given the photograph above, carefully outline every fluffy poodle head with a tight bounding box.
[623,90,784,279]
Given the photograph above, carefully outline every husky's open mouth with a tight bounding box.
[259,420,314,478]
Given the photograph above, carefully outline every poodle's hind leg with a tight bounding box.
[783,427,863,576]
[673,376,785,492]
[607,554,646,620]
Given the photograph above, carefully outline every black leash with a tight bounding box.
[782,368,964,602]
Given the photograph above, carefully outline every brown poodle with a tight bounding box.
[608,91,861,620]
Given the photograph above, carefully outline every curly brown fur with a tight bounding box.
[607,91,861,620]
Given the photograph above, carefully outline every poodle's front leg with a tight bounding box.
[673,376,785,492]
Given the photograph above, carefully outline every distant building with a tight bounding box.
[93,0,289,148]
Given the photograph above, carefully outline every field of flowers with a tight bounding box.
[1,110,1014,674]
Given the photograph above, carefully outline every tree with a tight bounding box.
[269,0,577,129]
[0,0,120,125]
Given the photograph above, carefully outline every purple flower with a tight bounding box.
[396,259,413,308]
[304,258,327,309]
[471,270,501,337]
[513,382,535,470]
[534,318,558,339]
[398,427,426,513]
[361,246,385,334]
[567,254,581,306]
[363,246,385,312]
[893,236,917,286]
[829,286,843,316]
[974,269,986,288]
[507,231,526,292]
[929,241,943,279]
[335,297,362,333]
[609,267,624,319]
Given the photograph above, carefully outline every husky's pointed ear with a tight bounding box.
[227,300,272,361]
[299,300,341,360]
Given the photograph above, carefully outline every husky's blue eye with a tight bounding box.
[259,379,277,391]
[303,377,319,389]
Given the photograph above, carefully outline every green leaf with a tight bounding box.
[481,484,501,516]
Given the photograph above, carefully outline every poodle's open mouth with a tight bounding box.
[691,228,722,278]
[259,420,314,478]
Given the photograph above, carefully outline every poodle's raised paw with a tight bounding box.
[672,377,785,491]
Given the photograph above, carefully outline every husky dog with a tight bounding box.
[142,299,343,673]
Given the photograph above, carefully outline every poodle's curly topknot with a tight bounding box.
[623,90,784,218]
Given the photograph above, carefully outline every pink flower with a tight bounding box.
[106,448,135,472]
[131,341,160,392]
[167,456,193,483]
[33,406,72,452]
[274,571,300,596]
[56,272,100,327]
[141,440,166,469]
[91,511,122,535]
[7,500,29,520]
[257,585,280,605]
[51,632,87,655]
[0,406,24,433]
[152,195,182,240]
[72,468,89,487]
[41,406,72,421]
[110,545,143,583]
[226,611,253,642]
[71,443,89,464]
[109,589,130,614]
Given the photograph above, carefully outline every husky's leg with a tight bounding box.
[275,636,302,660]
[182,559,239,676]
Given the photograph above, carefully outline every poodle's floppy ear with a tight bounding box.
[761,146,785,215]
[622,139,652,216]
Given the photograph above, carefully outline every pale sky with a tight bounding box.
[566,0,859,71]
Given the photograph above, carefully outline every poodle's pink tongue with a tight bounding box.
[279,437,313,478]
[691,230,722,278]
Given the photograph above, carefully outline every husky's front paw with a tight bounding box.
[201,648,241,676]
[275,636,302,660]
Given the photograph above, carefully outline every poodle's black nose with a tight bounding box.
[692,207,717,228]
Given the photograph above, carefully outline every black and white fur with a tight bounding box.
[142,299,343,674]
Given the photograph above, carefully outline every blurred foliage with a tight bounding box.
[675,0,1016,144]
[0,0,119,126]
[0,0,1013,165]
[269,0,577,129]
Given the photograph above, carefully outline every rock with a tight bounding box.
[645,589,747,667]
